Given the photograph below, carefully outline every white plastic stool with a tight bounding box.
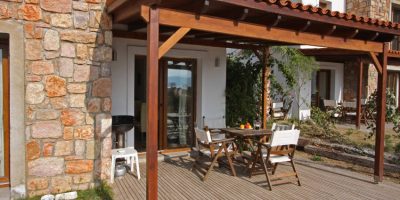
[111,147,140,183]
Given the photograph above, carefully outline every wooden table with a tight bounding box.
[220,128,272,153]
[221,128,272,175]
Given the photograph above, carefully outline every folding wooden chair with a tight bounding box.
[191,128,236,181]
[243,123,295,173]
[251,129,301,190]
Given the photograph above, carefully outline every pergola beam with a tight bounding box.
[158,27,191,58]
[113,30,262,50]
[140,6,384,53]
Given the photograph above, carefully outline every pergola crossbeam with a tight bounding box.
[158,27,191,58]
[140,6,384,53]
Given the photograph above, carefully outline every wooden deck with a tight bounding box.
[112,156,400,200]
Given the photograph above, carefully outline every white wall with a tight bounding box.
[272,61,343,120]
[301,0,345,12]
[111,38,226,147]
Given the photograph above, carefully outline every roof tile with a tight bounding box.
[262,0,399,30]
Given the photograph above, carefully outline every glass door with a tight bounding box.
[160,58,196,149]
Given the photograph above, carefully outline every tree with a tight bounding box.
[269,46,318,120]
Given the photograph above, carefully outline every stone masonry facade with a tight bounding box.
[0,0,112,197]
[343,0,389,100]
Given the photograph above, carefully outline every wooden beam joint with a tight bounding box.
[297,20,311,34]
[158,27,191,58]
[196,0,210,19]
[267,15,282,30]
[369,52,383,74]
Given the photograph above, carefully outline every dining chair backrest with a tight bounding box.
[272,102,284,110]
[342,101,356,108]
[271,123,295,131]
[194,128,212,144]
[323,99,337,108]
[270,129,300,147]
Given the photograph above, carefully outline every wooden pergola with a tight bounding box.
[106,0,400,199]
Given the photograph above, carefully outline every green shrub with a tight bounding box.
[384,135,394,153]
[395,142,400,154]
[310,154,323,161]
[311,106,334,130]
[26,181,113,200]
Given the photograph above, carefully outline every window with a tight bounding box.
[319,0,332,10]
[392,5,400,50]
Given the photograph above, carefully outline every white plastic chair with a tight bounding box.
[110,147,140,183]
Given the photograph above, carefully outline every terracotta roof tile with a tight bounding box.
[262,0,399,30]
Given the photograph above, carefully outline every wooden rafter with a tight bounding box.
[268,15,282,29]
[141,6,384,52]
[297,21,311,33]
[158,27,191,58]
[113,0,161,23]
[113,30,262,50]
[211,0,400,36]
[369,52,383,74]
[107,0,128,13]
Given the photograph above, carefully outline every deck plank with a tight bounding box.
[113,157,400,200]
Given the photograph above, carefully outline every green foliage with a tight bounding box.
[395,142,400,154]
[311,106,334,130]
[25,181,113,200]
[310,154,323,161]
[301,107,345,144]
[384,135,394,153]
[365,89,400,138]
[269,47,319,116]
[226,51,263,126]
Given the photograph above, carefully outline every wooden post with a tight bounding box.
[356,59,363,129]
[260,47,270,129]
[146,6,159,199]
[374,43,388,183]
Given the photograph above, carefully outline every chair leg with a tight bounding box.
[203,147,223,181]
[261,157,272,191]
[249,151,260,178]
[135,154,141,180]
[191,152,200,171]
[223,143,236,177]
[272,163,278,175]
[290,160,301,186]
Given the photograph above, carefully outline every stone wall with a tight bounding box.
[343,61,369,101]
[0,0,112,197]
[346,0,390,20]
[344,0,389,100]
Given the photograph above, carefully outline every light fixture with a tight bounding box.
[214,57,220,67]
